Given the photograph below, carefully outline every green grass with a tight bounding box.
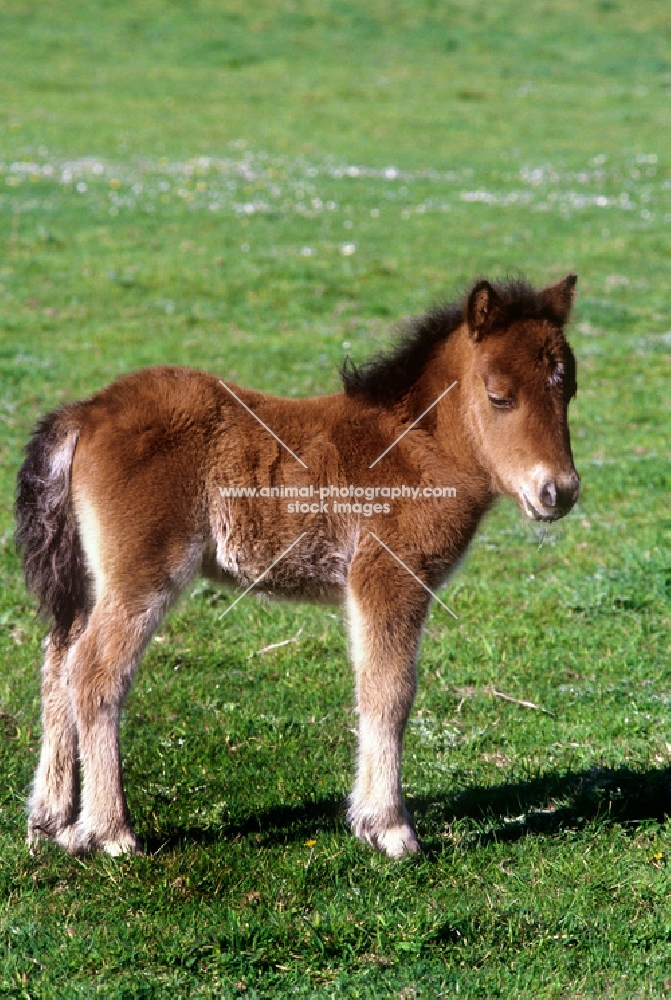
[1,0,670,996]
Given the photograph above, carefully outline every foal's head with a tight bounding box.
[462,275,580,521]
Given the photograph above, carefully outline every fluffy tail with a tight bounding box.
[15,406,87,644]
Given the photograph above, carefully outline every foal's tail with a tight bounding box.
[15,405,87,644]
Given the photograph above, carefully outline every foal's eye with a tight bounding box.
[487,394,514,410]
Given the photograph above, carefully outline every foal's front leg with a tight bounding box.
[346,557,429,858]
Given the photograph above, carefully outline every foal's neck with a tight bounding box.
[406,324,470,436]
[404,324,494,492]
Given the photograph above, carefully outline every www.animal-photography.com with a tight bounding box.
[1,3,669,998]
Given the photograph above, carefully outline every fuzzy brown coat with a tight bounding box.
[16,275,580,857]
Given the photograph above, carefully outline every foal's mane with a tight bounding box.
[341,277,554,405]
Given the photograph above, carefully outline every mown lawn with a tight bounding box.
[0,1,669,997]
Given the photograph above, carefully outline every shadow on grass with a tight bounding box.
[143,764,671,854]
[414,764,671,855]
[144,796,346,853]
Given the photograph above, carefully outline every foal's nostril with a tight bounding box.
[554,473,580,511]
[539,473,579,512]
[539,480,557,509]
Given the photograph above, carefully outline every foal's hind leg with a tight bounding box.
[346,555,429,859]
[28,628,83,847]
[56,596,161,856]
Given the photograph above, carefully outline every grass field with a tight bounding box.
[1,1,670,996]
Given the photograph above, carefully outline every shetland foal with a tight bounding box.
[16,275,580,858]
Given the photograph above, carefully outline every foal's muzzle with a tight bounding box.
[523,470,580,522]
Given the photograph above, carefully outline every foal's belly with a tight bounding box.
[201,533,349,604]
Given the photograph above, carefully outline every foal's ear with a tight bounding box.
[467,280,501,341]
[541,274,578,325]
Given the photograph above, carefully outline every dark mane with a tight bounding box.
[340,277,559,405]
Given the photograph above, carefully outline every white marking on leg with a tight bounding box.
[345,588,419,858]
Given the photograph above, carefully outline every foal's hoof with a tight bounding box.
[27,811,72,852]
[371,824,420,859]
[54,821,142,856]
[27,823,51,854]
[100,832,143,857]
[353,820,420,859]
[53,821,95,854]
